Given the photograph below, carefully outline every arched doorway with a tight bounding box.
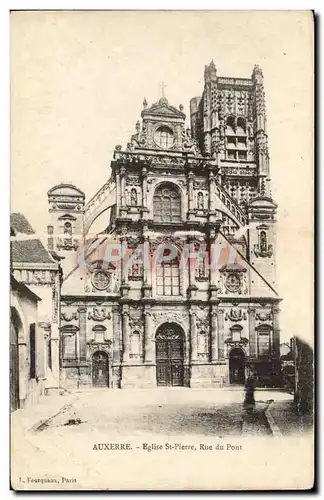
[10,307,21,411]
[229,348,246,385]
[155,323,184,387]
[92,351,109,387]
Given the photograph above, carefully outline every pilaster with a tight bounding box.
[112,306,121,364]
[248,307,256,358]
[144,308,154,363]
[78,305,87,361]
[217,307,225,359]
[120,166,128,217]
[122,308,130,363]
[272,306,280,357]
[210,305,219,362]
[189,308,198,362]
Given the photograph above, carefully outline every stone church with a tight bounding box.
[47,61,281,389]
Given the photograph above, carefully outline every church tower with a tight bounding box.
[190,61,277,288]
[47,184,85,273]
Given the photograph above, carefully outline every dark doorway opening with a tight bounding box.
[229,348,246,385]
[156,323,184,387]
[10,307,21,411]
[92,351,109,387]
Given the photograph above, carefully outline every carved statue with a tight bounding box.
[130,188,137,206]
[197,191,204,210]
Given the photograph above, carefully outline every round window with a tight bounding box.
[91,270,110,291]
[154,126,174,149]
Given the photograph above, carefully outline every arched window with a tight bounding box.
[237,117,246,134]
[153,183,181,222]
[156,253,180,296]
[154,126,174,149]
[130,330,141,356]
[226,116,236,133]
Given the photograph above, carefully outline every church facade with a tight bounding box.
[47,62,281,389]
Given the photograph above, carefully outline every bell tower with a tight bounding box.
[47,183,85,264]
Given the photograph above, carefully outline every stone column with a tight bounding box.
[116,169,121,212]
[51,338,60,383]
[210,306,219,362]
[217,308,225,359]
[78,306,87,361]
[187,237,197,299]
[120,166,126,206]
[272,306,280,357]
[112,306,121,364]
[120,166,127,217]
[189,309,198,362]
[120,236,130,297]
[122,310,130,363]
[208,232,218,300]
[141,166,149,220]
[144,309,153,363]
[187,171,195,220]
[208,169,216,213]
[142,235,152,297]
[248,307,256,358]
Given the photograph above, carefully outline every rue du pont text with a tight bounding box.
[92,442,243,452]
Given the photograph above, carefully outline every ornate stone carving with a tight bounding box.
[126,176,142,186]
[225,273,241,293]
[61,311,78,322]
[225,308,247,322]
[88,307,111,321]
[196,317,209,330]
[152,311,187,329]
[88,341,112,354]
[218,268,248,295]
[129,317,144,331]
[91,270,110,290]
[90,270,120,294]
[256,311,272,322]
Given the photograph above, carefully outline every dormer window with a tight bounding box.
[154,126,174,149]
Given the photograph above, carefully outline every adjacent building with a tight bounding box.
[10,213,62,398]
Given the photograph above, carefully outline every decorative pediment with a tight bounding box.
[141,97,185,119]
[48,184,85,199]
[58,214,77,221]
[92,324,107,332]
[61,324,79,335]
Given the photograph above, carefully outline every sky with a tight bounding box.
[10,10,314,343]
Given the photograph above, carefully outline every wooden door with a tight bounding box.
[156,326,184,387]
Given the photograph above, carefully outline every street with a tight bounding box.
[11,388,293,490]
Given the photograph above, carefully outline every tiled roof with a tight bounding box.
[10,213,35,235]
[10,212,55,265]
[11,239,55,264]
